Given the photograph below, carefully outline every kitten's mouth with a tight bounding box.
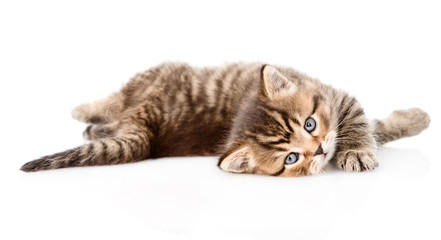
[312,151,331,174]
[320,151,331,162]
[317,151,328,158]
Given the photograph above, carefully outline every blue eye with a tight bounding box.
[304,117,316,133]
[285,153,299,165]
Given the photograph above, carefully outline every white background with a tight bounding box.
[1,1,440,239]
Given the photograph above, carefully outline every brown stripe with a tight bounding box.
[71,148,82,167]
[312,95,322,114]
[280,111,294,133]
[338,97,356,124]
[244,133,288,152]
[350,122,368,129]
[100,141,108,163]
[265,138,290,145]
[257,102,294,134]
[351,108,364,119]
[119,138,131,160]
[114,139,124,161]
[83,144,94,158]
[257,142,288,152]
[337,95,348,118]
[214,70,228,108]
[271,166,285,176]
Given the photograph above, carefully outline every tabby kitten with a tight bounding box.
[20,62,430,176]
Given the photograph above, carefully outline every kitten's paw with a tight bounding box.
[72,103,105,124]
[389,108,430,137]
[335,150,378,172]
[72,103,90,122]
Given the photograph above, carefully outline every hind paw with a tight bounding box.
[72,104,91,122]
[72,104,106,124]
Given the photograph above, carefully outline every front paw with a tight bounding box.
[335,150,378,172]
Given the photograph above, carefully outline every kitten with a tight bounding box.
[20,62,430,176]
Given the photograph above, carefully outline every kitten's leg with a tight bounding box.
[373,108,430,146]
[72,92,124,124]
[21,124,153,172]
[331,95,378,172]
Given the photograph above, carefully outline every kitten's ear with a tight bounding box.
[260,65,296,99]
[218,147,254,173]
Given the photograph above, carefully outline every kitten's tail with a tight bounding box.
[20,133,151,172]
[373,108,430,146]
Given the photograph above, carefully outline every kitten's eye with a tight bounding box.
[304,117,316,133]
[285,153,299,165]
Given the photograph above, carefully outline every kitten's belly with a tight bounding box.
[150,120,232,158]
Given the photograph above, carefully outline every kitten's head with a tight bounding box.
[218,65,338,177]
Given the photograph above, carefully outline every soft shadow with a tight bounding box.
[321,147,431,180]
[376,147,431,180]
[324,147,430,179]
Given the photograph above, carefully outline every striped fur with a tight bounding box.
[21,62,430,176]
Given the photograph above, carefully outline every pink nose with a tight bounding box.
[314,144,324,156]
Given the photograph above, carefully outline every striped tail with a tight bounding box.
[20,133,150,172]
[373,108,430,146]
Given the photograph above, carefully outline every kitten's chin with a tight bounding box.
[310,154,330,174]
[323,146,336,164]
